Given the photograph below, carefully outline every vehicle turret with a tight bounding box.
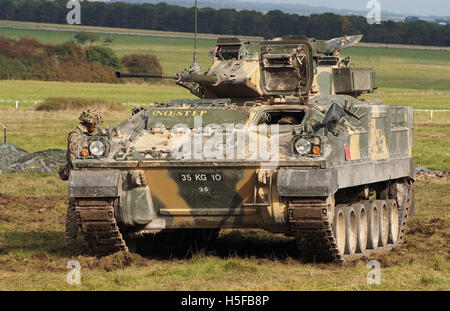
[117,35,376,103]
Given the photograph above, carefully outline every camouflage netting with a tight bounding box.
[0,143,27,169]
[0,143,65,173]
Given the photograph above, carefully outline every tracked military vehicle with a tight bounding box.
[69,35,414,262]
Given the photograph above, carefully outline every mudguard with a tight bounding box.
[277,168,338,197]
[68,170,122,198]
[277,158,415,197]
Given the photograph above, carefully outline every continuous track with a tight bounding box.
[75,199,128,256]
[288,180,414,263]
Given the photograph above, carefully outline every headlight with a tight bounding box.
[89,140,106,157]
[294,138,312,155]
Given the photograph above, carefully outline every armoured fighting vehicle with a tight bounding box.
[69,35,415,262]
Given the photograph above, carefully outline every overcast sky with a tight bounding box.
[245,0,450,16]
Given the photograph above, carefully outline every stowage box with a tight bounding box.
[333,67,377,95]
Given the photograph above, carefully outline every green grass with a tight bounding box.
[0,172,66,196]
[413,114,450,170]
[1,81,448,110]
[343,47,450,91]
[362,89,450,110]
[0,80,195,105]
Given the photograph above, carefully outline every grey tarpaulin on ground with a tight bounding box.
[0,143,65,173]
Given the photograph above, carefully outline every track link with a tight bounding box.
[75,199,128,256]
[288,181,413,263]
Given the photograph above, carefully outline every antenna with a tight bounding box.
[190,0,201,74]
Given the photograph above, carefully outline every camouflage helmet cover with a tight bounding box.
[79,108,103,125]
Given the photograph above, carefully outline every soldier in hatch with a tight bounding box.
[278,115,298,125]
[59,108,104,239]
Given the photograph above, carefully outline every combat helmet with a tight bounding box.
[79,108,103,125]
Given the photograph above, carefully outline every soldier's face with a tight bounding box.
[86,123,96,133]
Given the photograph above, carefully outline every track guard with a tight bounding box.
[69,170,122,198]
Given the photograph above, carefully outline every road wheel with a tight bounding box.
[333,206,346,256]
[353,203,368,253]
[376,200,389,247]
[343,205,357,255]
[365,202,379,250]
[387,200,399,244]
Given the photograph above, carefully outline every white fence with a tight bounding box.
[414,110,450,119]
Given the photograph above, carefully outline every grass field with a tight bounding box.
[0,175,448,290]
[0,80,195,106]
[0,104,448,291]
[1,81,449,110]
[0,21,449,91]
[0,22,449,291]
[0,108,448,170]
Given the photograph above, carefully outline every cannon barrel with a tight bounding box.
[116,72,219,85]
[178,73,219,84]
[116,72,179,79]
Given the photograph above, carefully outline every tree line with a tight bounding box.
[0,35,162,83]
[0,0,449,46]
